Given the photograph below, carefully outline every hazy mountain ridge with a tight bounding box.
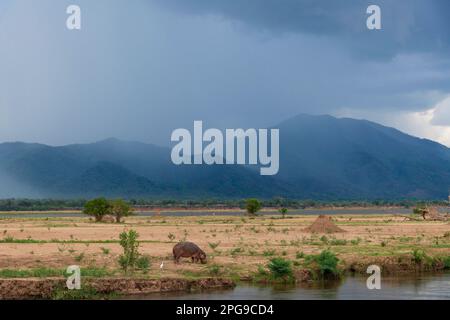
[0,114,449,200]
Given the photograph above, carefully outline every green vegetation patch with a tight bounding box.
[0,267,113,279]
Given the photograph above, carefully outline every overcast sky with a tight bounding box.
[1,0,450,146]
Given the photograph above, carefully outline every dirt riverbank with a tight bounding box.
[0,277,235,300]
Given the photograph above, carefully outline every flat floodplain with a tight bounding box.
[0,210,448,279]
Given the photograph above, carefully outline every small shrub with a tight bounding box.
[257,265,268,276]
[296,251,305,259]
[118,229,140,273]
[320,236,328,244]
[168,233,176,241]
[267,258,293,281]
[305,250,340,278]
[74,253,85,262]
[278,208,288,219]
[442,256,450,269]
[412,249,427,264]
[208,241,221,251]
[263,249,276,257]
[3,236,14,243]
[208,264,221,276]
[136,255,151,273]
[329,239,347,246]
[230,247,243,255]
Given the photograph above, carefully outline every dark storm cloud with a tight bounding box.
[1,0,450,146]
[150,0,450,59]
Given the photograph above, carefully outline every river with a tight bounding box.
[0,208,418,219]
[125,273,450,300]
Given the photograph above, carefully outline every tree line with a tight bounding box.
[0,198,447,212]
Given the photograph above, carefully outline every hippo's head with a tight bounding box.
[199,251,207,264]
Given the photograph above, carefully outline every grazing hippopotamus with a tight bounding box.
[173,242,207,264]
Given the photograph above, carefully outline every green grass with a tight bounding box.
[0,237,172,244]
[0,267,113,279]
[263,249,276,257]
[52,285,118,300]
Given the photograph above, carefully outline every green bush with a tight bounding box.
[441,256,450,269]
[412,249,427,264]
[136,256,151,273]
[118,229,141,273]
[267,258,293,280]
[305,250,340,278]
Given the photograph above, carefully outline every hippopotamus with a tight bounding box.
[173,242,207,264]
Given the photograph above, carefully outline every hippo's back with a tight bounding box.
[173,242,201,256]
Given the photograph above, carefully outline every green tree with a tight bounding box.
[83,198,111,222]
[278,207,288,219]
[110,199,133,223]
[246,199,262,216]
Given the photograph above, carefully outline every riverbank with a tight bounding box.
[0,213,448,299]
[0,277,235,300]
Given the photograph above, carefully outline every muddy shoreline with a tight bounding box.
[0,277,236,300]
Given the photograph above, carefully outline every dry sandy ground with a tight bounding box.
[0,213,448,278]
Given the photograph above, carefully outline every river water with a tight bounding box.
[0,208,416,219]
[128,273,450,300]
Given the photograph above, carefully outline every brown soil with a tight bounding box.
[304,215,346,233]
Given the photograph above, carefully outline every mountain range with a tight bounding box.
[1,114,449,200]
